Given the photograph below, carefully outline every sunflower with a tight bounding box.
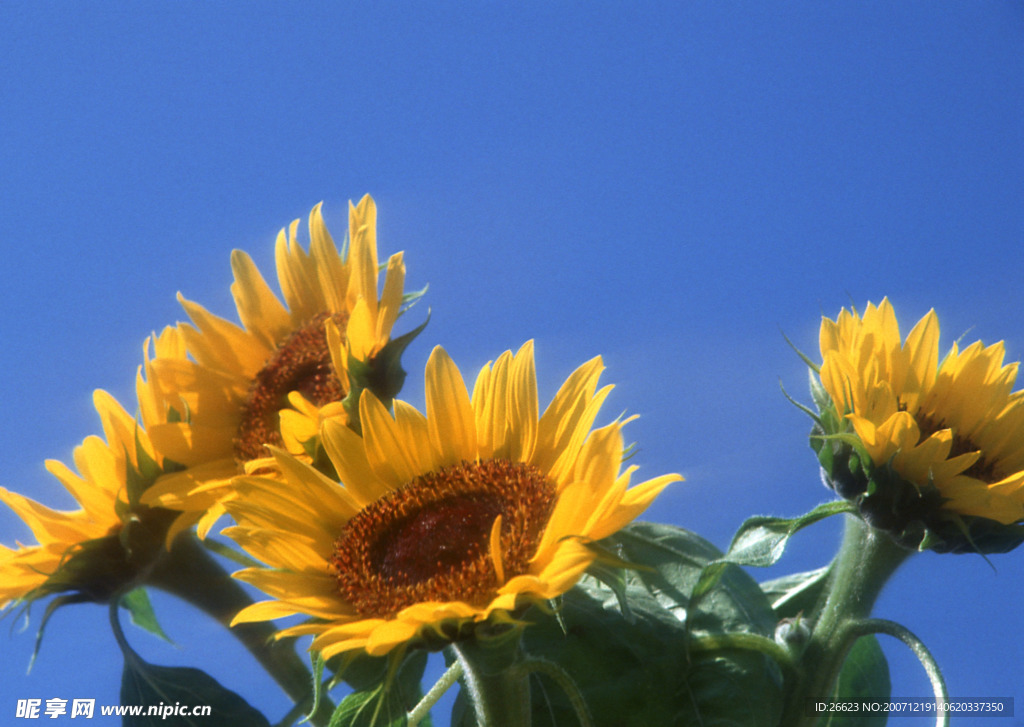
[223,342,681,659]
[141,195,411,533]
[0,388,172,607]
[818,298,1024,527]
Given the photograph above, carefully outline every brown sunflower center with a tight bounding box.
[330,459,556,618]
[234,312,348,462]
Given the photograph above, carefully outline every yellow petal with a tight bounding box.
[531,539,594,596]
[376,252,405,343]
[504,341,538,462]
[345,297,378,361]
[177,296,269,376]
[392,400,436,477]
[275,219,322,319]
[230,249,291,349]
[572,421,624,497]
[901,309,939,406]
[43,458,111,517]
[536,356,604,468]
[92,390,140,467]
[473,352,511,459]
[365,620,421,656]
[308,202,349,313]
[147,423,237,467]
[0,487,104,546]
[360,393,424,490]
[425,347,477,466]
[587,474,681,541]
[346,195,380,320]
[489,514,505,584]
[321,418,391,506]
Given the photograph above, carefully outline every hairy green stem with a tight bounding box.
[852,619,949,727]
[781,514,913,727]
[452,638,531,727]
[408,660,463,727]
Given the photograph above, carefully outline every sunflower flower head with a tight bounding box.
[0,389,180,609]
[223,342,681,659]
[812,298,1024,553]
[141,194,424,535]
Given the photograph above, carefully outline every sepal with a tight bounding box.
[342,314,430,434]
[19,507,179,606]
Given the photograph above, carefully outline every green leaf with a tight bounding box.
[510,522,786,726]
[331,690,387,727]
[520,573,783,727]
[608,522,778,637]
[453,522,790,725]
[334,651,392,691]
[816,636,890,727]
[329,650,429,727]
[760,566,832,620]
[111,593,270,727]
[120,658,271,727]
[723,502,854,569]
[310,650,328,721]
[577,540,638,624]
[691,501,854,608]
[120,587,172,643]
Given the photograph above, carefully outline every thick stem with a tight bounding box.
[452,636,531,727]
[782,514,912,727]
[145,534,334,727]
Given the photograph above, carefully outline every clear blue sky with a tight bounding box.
[2,2,1022,723]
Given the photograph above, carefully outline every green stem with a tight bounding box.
[852,619,949,727]
[452,636,531,727]
[408,660,463,727]
[108,598,145,670]
[275,699,319,727]
[688,632,799,674]
[145,534,334,727]
[781,514,913,727]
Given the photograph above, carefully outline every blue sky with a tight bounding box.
[2,2,1022,723]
